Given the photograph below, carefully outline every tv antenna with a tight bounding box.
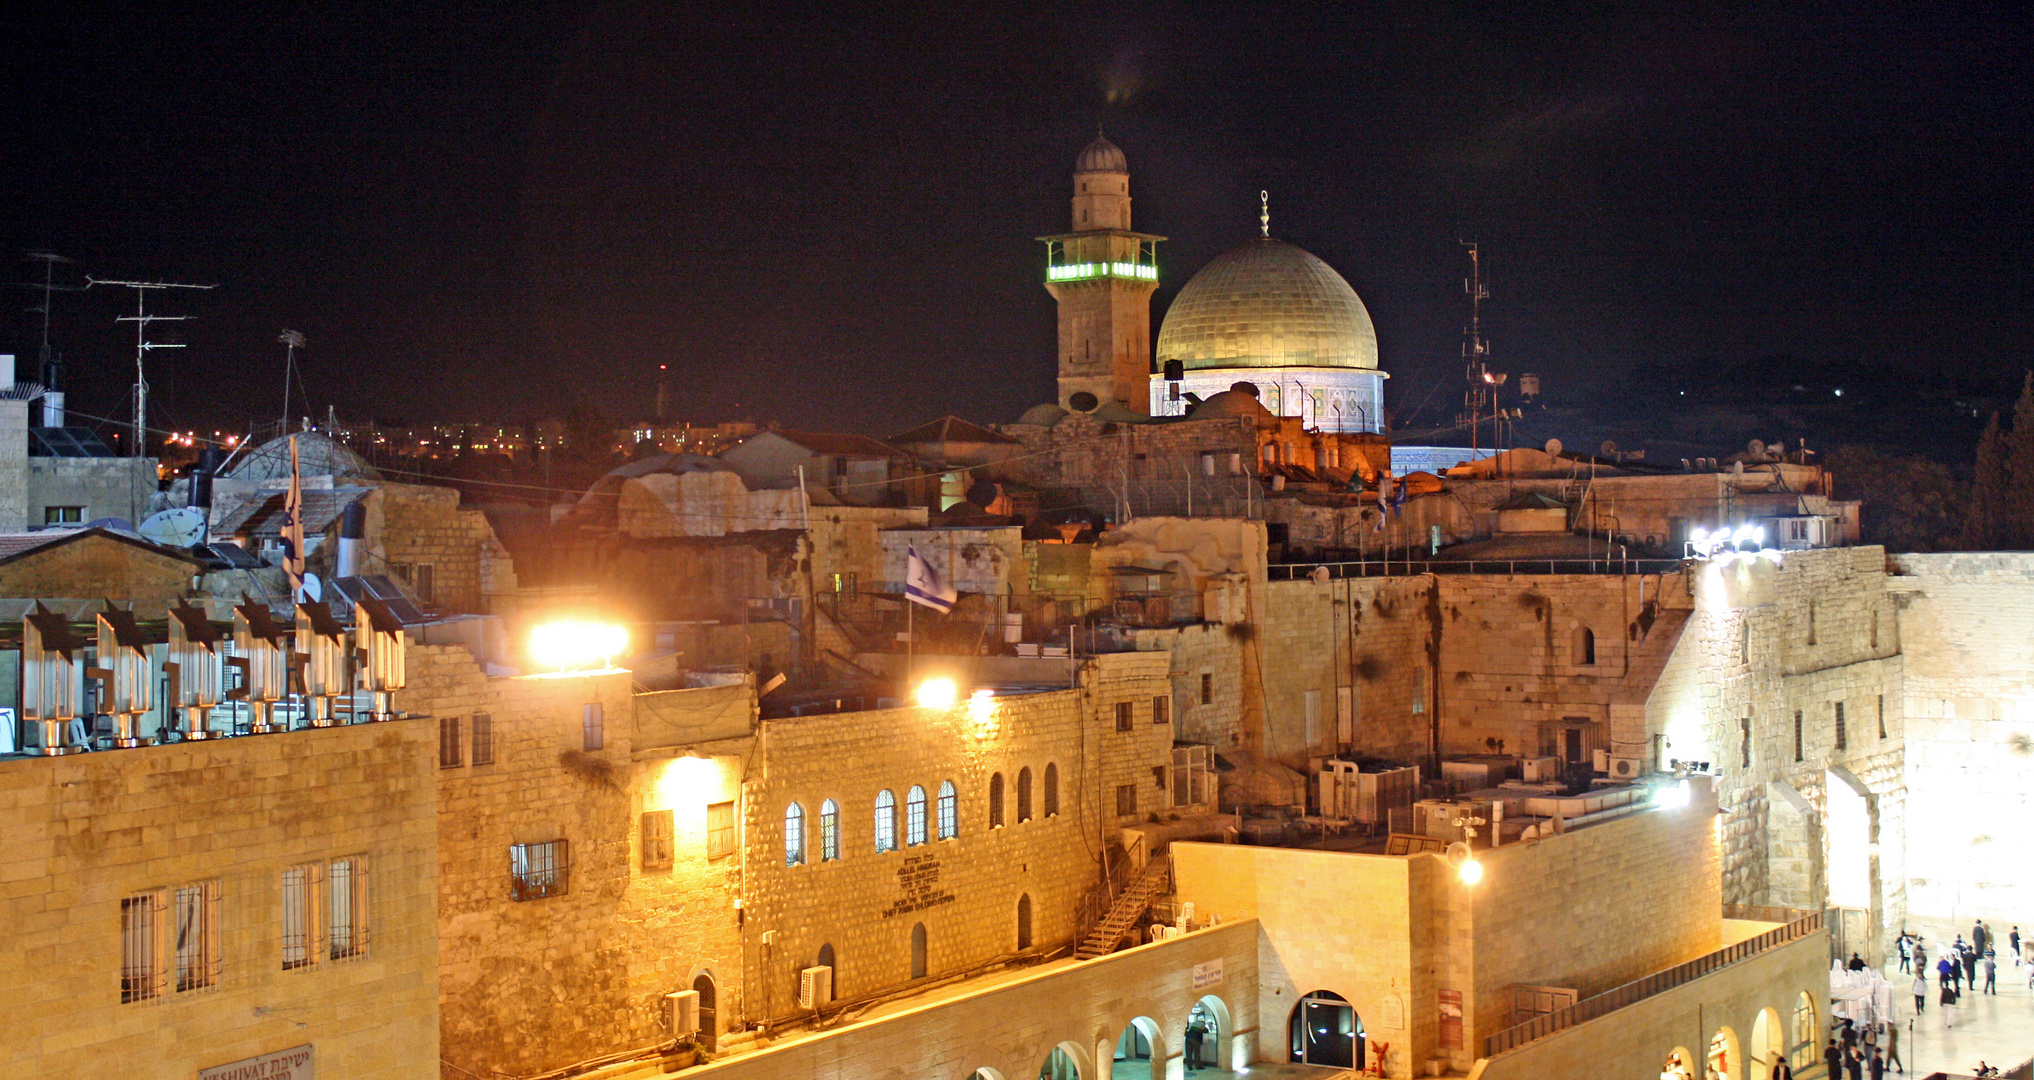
[1458,241,1506,462]
[279,329,307,432]
[20,252,84,391]
[88,276,216,456]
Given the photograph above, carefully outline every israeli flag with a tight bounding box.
[905,545,958,614]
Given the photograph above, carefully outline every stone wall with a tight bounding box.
[27,456,158,530]
[0,533,200,603]
[1254,576,1434,764]
[0,720,439,1080]
[741,652,1184,1020]
[372,482,516,613]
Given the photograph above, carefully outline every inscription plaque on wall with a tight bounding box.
[1437,989,1464,1050]
[1191,958,1224,990]
[883,854,956,917]
[1377,993,1405,1030]
[200,1044,314,1080]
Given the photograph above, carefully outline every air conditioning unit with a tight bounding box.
[1520,756,1561,783]
[1608,756,1644,780]
[664,989,699,1035]
[798,965,833,1010]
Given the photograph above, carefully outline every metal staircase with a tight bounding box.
[1075,854,1171,960]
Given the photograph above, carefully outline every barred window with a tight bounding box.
[1017,767,1033,822]
[874,789,897,853]
[1115,783,1137,817]
[438,716,462,768]
[905,786,928,846]
[936,780,958,839]
[1200,673,1213,705]
[706,801,735,860]
[173,880,220,991]
[785,803,806,866]
[582,702,604,751]
[510,840,570,901]
[988,772,1005,827]
[820,799,840,861]
[1044,763,1059,817]
[281,863,323,968]
[1793,710,1804,762]
[470,713,494,765]
[1834,701,1848,751]
[328,856,369,961]
[121,891,165,1003]
[642,810,675,871]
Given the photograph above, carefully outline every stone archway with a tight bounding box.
[1110,1016,1165,1080]
[1183,994,1232,1072]
[1708,1026,1742,1080]
[1288,989,1361,1069]
[1749,1007,1784,1078]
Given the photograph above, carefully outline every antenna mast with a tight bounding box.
[1458,242,1506,463]
[89,277,216,456]
[21,252,83,391]
[279,330,307,432]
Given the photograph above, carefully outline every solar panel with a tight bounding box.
[329,574,429,625]
[29,427,115,457]
[195,542,265,569]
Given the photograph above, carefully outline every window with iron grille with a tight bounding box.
[820,799,840,861]
[1043,764,1059,817]
[1834,701,1847,751]
[1200,673,1213,705]
[1017,767,1034,822]
[706,801,736,860]
[281,863,323,968]
[1153,695,1170,725]
[1115,701,1133,731]
[510,840,570,901]
[642,810,675,872]
[470,713,494,765]
[988,773,1005,827]
[1115,784,1136,817]
[936,780,957,839]
[905,786,927,846]
[1878,695,1887,739]
[1793,710,1804,762]
[173,880,220,992]
[438,716,462,768]
[783,803,805,866]
[873,790,897,853]
[121,891,164,1003]
[582,703,604,751]
[328,856,369,961]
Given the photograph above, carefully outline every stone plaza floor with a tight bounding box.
[1859,955,2034,1078]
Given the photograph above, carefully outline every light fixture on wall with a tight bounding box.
[915,677,958,709]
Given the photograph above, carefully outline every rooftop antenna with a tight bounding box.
[20,252,83,391]
[1458,241,1503,464]
[279,329,306,432]
[1260,191,1271,238]
[88,276,217,457]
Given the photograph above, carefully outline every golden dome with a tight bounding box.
[1156,239,1379,372]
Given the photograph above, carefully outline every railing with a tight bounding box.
[1723,903,1818,924]
[1483,911,1824,1058]
[1270,557,1688,580]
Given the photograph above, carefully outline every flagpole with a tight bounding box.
[907,596,914,692]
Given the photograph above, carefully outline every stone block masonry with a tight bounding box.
[0,719,440,1080]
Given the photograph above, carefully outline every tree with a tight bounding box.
[2004,372,2034,548]
[1968,413,2008,549]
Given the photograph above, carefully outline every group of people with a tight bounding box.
[1896,919,2021,1028]
[1818,1019,1901,1079]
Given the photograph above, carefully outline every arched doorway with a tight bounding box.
[1749,1008,1784,1078]
[1038,1042,1084,1080]
[1790,992,1819,1070]
[1289,989,1361,1069]
[1708,1026,1741,1080]
[911,922,928,980]
[1184,994,1232,1072]
[1663,1047,1695,1080]
[967,1070,1007,1080]
[691,971,717,1052]
[816,943,837,1002]
[1112,1017,1164,1080]
[1016,893,1033,951]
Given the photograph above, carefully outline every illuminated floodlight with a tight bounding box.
[530,620,628,673]
[1458,857,1484,885]
[915,677,958,710]
[1656,779,1691,809]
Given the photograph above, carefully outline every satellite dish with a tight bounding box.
[1599,441,1618,457]
[1748,439,1767,458]
[1544,438,1563,457]
[139,507,206,547]
[302,572,323,603]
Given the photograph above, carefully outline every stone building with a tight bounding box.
[0,720,441,1080]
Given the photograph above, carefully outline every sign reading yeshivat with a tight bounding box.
[1192,958,1223,990]
[200,1044,314,1080]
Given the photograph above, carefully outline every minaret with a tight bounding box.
[1041,133,1164,414]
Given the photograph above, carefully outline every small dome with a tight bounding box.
[222,431,379,482]
[1075,133,1128,173]
[1016,403,1070,427]
[1189,389,1276,421]
[1157,238,1379,372]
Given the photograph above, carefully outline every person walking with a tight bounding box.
[1964,942,1980,989]
[1898,932,1913,974]
[1942,976,1959,1028]
[2013,925,2023,965]
[1939,954,1959,994]
[1883,1022,1903,1074]
[1913,971,1928,1013]
[1984,952,1998,994]
[1771,1054,1794,1080]
[1184,1020,1205,1072]
[1975,919,1989,957]
[1826,1038,1846,1079]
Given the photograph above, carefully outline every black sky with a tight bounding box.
[3,1,2029,440]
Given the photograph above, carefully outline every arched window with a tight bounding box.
[1017,767,1034,822]
[1043,763,1059,817]
[874,790,897,853]
[910,921,928,979]
[936,780,958,839]
[816,943,837,1002]
[1575,626,1596,666]
[905,785,928,846]
[784,802,806,867]
[989,772,1005,828]
[1016,893,1033,950]
[819,799,839,862]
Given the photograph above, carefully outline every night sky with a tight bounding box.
[3,2,2028,441]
